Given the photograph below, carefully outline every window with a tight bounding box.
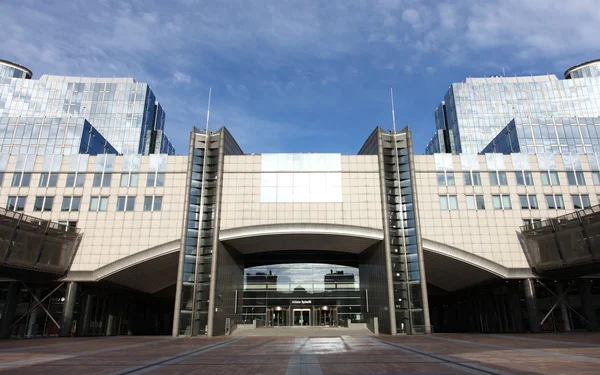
[439,195,458,210]
[515,171,534,186]
[66,172,85,187]
[566,171,586,186]
[466,195,485,210]
[545,194,565,209]
[58,220,78,228]
[34,196,54,212]
[492,195,512,210]
[463,171,481,186]
[39,172,58,188]
[147,172,165,187]
[11,172,31,187]
[120,173,139,187]
[519,194,538,209]
[61,196,81,212]
[523,218,542,227]
[93,172,112,187]
[89,196,109,212]
[7,196,26,211]
[437,171,455,186]
[592,172,600,185]
[572,194,591,209]
[143,196,163,212]
[0,172,5,186]
[540,171,560,186]
[489,171,508,186]
[116,196,136,212]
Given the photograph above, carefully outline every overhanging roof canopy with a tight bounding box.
[220,223,384,254]
[422,238,533,292]
[65,239,179,294]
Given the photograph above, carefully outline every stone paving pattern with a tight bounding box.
[0,333,598,374]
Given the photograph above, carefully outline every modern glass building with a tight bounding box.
[0,59,174,156]
[0,59,599,340]
[482,116,600,154]
[426,60,600,154]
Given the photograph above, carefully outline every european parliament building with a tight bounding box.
[0,59,598,338]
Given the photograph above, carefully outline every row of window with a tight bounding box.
[438,170,597,187]
[439,193,594,211]
[4,172,166,188]
[7,195,163,213]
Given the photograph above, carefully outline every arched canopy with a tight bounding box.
[64,239,179,294]
[220,223,384,254]
[422,238,533,292]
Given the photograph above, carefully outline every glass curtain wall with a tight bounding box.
[382,131,427,334]
[242,264,361,327]
[177,132,219,335]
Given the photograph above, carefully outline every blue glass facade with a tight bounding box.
[0,61,174,156]
[426,63,600,154]
[482,117,600,155]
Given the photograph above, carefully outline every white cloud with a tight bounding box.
[173,71,192,84]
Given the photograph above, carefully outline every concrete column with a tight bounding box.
[579,279,599,331]
[76,293,93,336]
[106,295,115,336]
[0,282,20,338]
[555,282,572,332]
[507,283,524,332]
[523,279,541,333]
[26,288,42,337]
[59,283,78,337]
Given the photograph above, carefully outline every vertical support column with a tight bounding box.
[523,279,540,333]
[106,294,116,336]
[59,282,78,337]
[555,282,572,332]
[0,282,20,339]
[579,279,599,331]
[76,293,93,337]
[26,288,42,337]
[507,283,524,332]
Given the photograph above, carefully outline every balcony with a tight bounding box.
[520,205,600,277]
[0,208,82,281]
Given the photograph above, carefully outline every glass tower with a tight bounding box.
[426,60,600,154]
[0,59,174,156]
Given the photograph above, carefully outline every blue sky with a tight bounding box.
[2,0,599,155]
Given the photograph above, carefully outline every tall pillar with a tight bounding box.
[0,282,20,338]
[76,293,93,337]
[26,288,42,337]
[507,283,524,332]
[579,279,599,331]
[555,282,572,331]
[59,283,78,337]
[106,294,115,336]
[523,279,541,333]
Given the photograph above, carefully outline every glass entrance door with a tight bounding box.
[272,310,286,326]
[293,309,310,326]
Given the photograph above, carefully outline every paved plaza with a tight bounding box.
[0,333,599,374]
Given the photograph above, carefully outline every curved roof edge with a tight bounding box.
[564,58,600,78]
[0,59,33,78]
[64,239,179,283]
[422,238,533,279]
[220,223,384,241]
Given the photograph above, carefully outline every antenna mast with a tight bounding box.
[390,88,397,133]
[205,87,212,134]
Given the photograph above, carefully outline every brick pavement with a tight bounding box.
[0,333,597,374]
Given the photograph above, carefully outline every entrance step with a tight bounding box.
[231,325,373,337]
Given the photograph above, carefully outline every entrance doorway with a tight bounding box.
[270,308,287,326]
[293,309,310,326]
[316,307,337,326]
